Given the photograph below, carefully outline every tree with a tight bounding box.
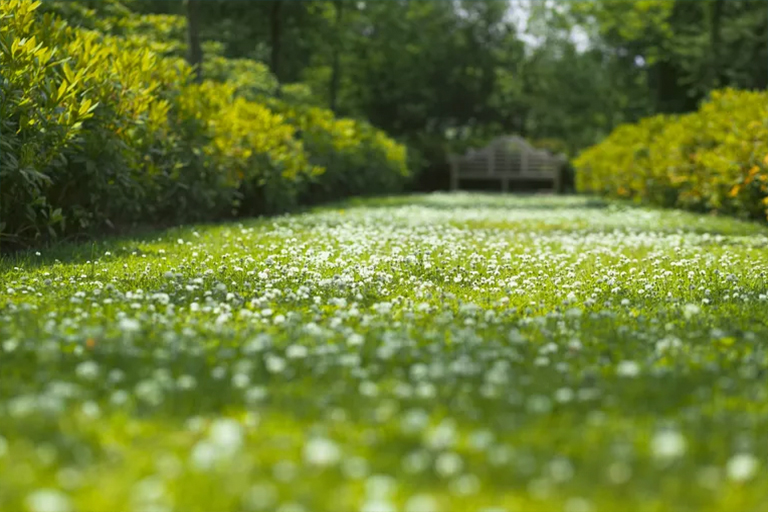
[185,0,203,82]
[270,0,282,84]
[329,1,344,112]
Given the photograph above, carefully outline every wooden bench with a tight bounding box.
[449,136,566,193]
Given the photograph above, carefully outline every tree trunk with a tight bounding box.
[709,0,725,88]
[185,0,203,83]
[329,1,344,113]
[271,0,283,95]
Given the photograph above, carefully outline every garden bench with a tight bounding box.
[449,135,566,193]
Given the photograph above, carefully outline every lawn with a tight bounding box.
[2,193,768,512]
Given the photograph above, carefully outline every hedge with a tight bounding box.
[574,89,768,221]
[0,0,409,250]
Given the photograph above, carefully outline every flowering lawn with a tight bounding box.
[2,193,768,512]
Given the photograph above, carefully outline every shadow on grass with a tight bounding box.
[0,194,605,271]
[4,193,767,273]
[336,193,611,212]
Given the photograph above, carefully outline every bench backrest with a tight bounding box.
[450,136,565,177]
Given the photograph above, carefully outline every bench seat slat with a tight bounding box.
[457,172,556,180]
[450,136,564,192]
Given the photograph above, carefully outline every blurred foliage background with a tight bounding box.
[1,0,767,250]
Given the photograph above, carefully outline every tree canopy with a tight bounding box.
[78,0,768,188]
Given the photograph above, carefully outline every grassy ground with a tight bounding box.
[2,193,768,512]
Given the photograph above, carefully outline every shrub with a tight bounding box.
[574,89,768,220]
[203,59,410,205]
[266,102,409,204]
[1,0,407,250]
[202,56,279,101]
[1,0,185,243]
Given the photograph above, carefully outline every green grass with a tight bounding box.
[2,193,768,512]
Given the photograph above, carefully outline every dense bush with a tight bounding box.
[202,53,409,204]
[1,0,186,242]
[575,89,768,220]
[265,102,409,204]
[0,0,408,250]
[203,56,279,101]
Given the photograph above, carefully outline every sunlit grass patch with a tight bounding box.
[1,194,768,512]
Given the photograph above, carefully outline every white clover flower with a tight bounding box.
[726,454,759,482]
[285,344,308,359]
[2,338,19,353]
[190,441,218,471]
[655,335,682,354]
[266,356,286,374]
[616,361,640,378]
[651,430,686,460]
[360,500,396,512]
[80,401,100,419]
[342,456,369,480]
[563,498,593,512]
[243,482,278,510]
[109,390,129,406]
[683,303,701,319]
[232,373,250,389]
[177,375,197,390]
[25,489,71,512]
[435,452,463,478]
[208,418,244,454]
[404,494,440,512]
[451,473,480,495]
[303,437,341,467]
[118,318,141,333]
[134,380,163,406]
[74,361,100,381]
[400,409,430,435]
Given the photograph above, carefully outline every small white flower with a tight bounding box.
[347,333,365,346]
[285,344,308,359]
[683,303,701,319]
[361,500,396,512]
[209,418,244,454]
[190,441,218,471]
[232,373,250,389]
[303,437,341,467]
[177,375,197,390]
[651,430,686,460]
[616,360,640,378]
[726,454,759,482]
[435,452,463,478]
[25,489,71,512]
[244,482,278,510]
[404,494,440,512]
[245,386,268,403]
[75,361,100,381]
[118,318,141,333]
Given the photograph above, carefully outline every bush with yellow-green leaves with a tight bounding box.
[266,102,409,205]
[574,89,768,221]
[0,0,408,250]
